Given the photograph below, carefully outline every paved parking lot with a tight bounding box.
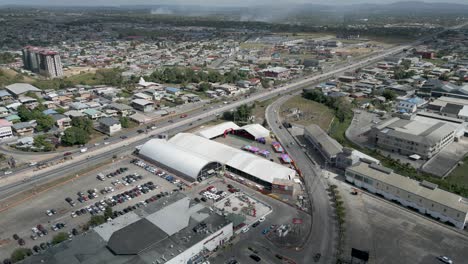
[329,172,468,264]
[0,157,184,260]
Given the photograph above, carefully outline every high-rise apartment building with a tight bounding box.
[22,46,64,78]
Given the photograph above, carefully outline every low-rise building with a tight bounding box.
[5,83,42,98]
[0,119,13,139]
[132,99,154,113]
[370,117,457,159]
[51,114,72,130]
[98,117,121,136]
[304,124,343,165]
[12,121,36,136]
[346,161,468,229]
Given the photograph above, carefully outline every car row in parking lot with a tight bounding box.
[131,159,185,188]
[96,167,129,181]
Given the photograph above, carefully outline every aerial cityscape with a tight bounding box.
[0,1,467,264]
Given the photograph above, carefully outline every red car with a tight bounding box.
[180,114,188,118]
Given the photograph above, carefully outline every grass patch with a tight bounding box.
[446,156,468,189]
[252,95,280,120]
[280,95,335,130]
[329,117,351,145]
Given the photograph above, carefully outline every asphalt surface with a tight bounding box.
[265,93,337,264]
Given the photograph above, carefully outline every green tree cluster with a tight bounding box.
[61,117,93,146]
[382,90,397,101]
[0,52,18,64]
[17,105,55,132]
[11,248,32,262]
[149,67,248,85]
[303,89,353,122]
[52,232,69,245]
[33,135,55,151]
[88,215,106,227]
[393,67,415,80]
[222,104,253,124]
[119,117,130,128]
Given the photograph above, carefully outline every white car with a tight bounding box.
[104,141,110,145]
[4,171,12,175]
[45,210,53,216]
[241,227,250,233]
[71,212,77,218]
[259,217,266,222]
[437,256,453,264]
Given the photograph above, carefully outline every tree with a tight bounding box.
[35,115,55,132]
[382,90,397,101]
[33,135,55,151]
[17,105,33,121]
[198,82,212,92]
[71,117,93,133]
[88,215,106,227]
[52,232,69,245]
[62,127,90,146]
[119,117,130,128]
[104,207,113,219]
[11,248,32,262]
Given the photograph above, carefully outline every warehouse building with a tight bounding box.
[346,161,468,229]
[23,193,233,264]
[139,133,296,189]
[304,124,343,165]
[369,117,458,159]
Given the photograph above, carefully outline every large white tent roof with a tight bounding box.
[139,139,215,180]
[168,133,295,183]
[197,121,240,139]
[239,124,270,139]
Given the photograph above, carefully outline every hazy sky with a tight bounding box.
[1,0,467,6]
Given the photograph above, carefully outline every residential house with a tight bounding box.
[165,87,181,96]
[98,117,122,136]
[0,90,13,101]
[83,109,104,120]
[6,114,20,123]
[12,121,37,136]
[396,97,426,114]
[51,114,71,130]
[0,119,13,139]
[41,101,57,109]
[69,102,89,111]
[105,103,135,117]
[0,107,9,117]
[19,97,39,109]
[132,99,154,113]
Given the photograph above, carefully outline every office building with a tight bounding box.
[370,117,457,159]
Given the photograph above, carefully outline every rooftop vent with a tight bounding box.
[420,180,438,190]
[369,163,393,174]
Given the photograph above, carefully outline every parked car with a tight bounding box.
[437,256,453,264]
[18,239,25,246]
[12,234,19,240]
[249,255,261,262]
